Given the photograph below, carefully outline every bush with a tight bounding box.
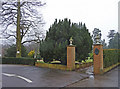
[2,57,37,65]
[89,52,93,59]
[103,49,120,68]
[28,50,35,58]
[5,44,28,57]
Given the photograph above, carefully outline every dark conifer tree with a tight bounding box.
[40,18,93,64]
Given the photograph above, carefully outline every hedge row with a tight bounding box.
[2,57,37,65]
[103,49,120,68]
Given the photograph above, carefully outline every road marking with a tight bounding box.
[2,73,16,77]
[17,76,32,83]
[2,73,32,83]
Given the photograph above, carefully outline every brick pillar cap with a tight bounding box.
[67,45,76,47]
[94,44,103,46]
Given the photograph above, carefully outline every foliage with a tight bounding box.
[37,60,44,63]
[28,50,35,58]
[107,30,116,40]
[5,44,28,57]
[81,59,93,63]
[2,57,37,65]
[101,39,108,49]
[108,32,120,49]
[36,53,41,59]
[40,18,93,65]
[88,52,93,59]
[103,49,120,68]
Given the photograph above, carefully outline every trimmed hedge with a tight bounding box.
[2,57,37,65]
[103,49,120,68]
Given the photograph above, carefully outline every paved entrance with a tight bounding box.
[67,66,119,87]
[2,64,119,87]
[2,64,88,87]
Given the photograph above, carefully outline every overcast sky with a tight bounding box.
[41,0,119,44]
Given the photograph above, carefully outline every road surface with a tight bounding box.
[2,64,119,87]
[67,66,119,87]
[2,64,88,87]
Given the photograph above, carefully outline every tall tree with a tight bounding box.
[101,39,107,49]
[40,18,93,64]
[107,30,116,40]
[16,0,21,57]
[0,0,45,57]
[108,32,120,49]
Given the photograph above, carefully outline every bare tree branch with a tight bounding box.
[0,0,46,45]
[21,39,38,44]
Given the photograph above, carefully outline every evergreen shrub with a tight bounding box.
[2,57,37,65]
[103,49,120,68]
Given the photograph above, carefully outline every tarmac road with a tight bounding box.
[2,64,89,87]
[2,64,119,87]
[67,66,119,87]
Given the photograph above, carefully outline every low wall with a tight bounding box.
[35,62,71,70]
[35,62,93,71]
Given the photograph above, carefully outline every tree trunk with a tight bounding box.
[16,0,21,58]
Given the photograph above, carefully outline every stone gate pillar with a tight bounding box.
[93,28,103,74]
[93,44,103,74]
[67,37,75,70]
[67,45,75,70]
